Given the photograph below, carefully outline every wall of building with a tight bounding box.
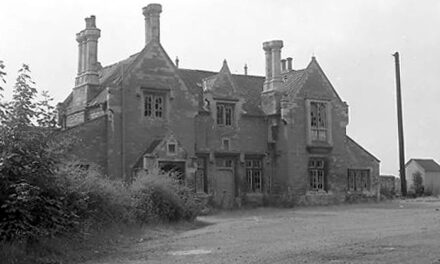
[424,172,440,196]
[345,137,380,199]
[271,66,351,205]
[63,115,108,173]
[114,42,199,180]
[405,161,425,192]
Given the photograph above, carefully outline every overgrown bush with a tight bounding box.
[131,170,200,223]
[56,162,133,231]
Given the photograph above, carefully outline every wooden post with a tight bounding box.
[393,52,407,196]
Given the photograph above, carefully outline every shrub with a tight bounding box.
[56,162,133,230]
[131,170,200,223]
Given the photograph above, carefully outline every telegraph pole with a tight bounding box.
[393,52,407,196]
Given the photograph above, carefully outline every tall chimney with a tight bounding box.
[244,64,248,75]
[142,4,162,45]
[75,15,100,86]
[270,40,283,85]
[175,56,179,68]
[286,57,293,71]
[263,42,272,90]
[84,16,100,77]
[281,59,286,72]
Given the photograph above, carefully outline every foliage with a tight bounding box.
[8,64,38,127]
[0,125,78,243]
[36,90,57,128]
[56,162,133,230]
[0,60,201,262]
[412,171,424,197]
[0,60,7,120]
[131,170,200,223]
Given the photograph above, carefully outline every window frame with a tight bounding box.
[309,158,326,191]
[246,159,263,193]
[306,99,332,145]
[216,102,234,126]
[144,92,166,119]
[347,169,371,192]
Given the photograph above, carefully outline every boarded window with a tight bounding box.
[246,159,262,193]
[347,169,370,191]
[216,103,234,126]
[310,102,327,141]
[309,158,325,191]
[144,93,165,118]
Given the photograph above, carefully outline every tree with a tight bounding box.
[8,64,38,127]
[412,171,424,197]
[37,90,57,128]
[0,60,6,120]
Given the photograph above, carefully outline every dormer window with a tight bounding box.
[217,103,234,126]
[144,93,165,118]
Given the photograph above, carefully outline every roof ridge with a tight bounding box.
[178,68,265,78]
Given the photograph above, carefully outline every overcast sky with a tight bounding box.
[1,0,439,176]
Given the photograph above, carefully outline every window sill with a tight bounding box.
[306,142,333,154]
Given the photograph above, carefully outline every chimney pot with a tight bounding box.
[85,15,96,28]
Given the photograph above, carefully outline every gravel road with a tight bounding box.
[86,199,440,264]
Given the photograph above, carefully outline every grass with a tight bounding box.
[0,220,210,264]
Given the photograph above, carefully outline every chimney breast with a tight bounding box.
[142,4,162,45]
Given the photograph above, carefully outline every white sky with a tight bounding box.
[1,0,440,176]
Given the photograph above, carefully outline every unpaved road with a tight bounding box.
[87,199,440,264]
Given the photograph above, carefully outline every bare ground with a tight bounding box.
[83,199,440,264]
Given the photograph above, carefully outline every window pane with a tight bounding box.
[311,130,318,140]
[155,96,163,118]
[216,104,224,125]
[311,102,318,128]
[317,103,326,128]
[144,95,152,116]
[253,160,261,168]
[225,106,232,126]
[318,130,327,141]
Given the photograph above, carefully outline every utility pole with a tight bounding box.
[393,52,407,196]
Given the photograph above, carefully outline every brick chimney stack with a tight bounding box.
[263,40,283,91]
[143,4,162,45]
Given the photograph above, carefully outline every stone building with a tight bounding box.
[57,4,380,207]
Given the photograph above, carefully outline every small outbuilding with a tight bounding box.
[405,159,440,196]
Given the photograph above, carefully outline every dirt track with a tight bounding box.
[86,199,440,264]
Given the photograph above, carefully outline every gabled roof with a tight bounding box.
[177,68,265,116]
[282,57,344,103]
[346,135,380,162]
[406,159,440,172]
[203,60,238,98]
